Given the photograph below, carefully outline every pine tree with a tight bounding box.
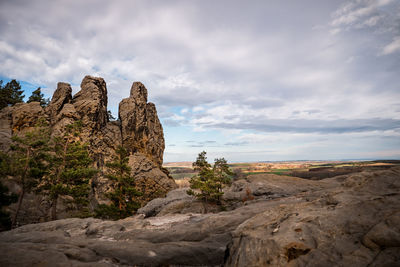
[95,146,142,220]
[187,151,233,212]
[107,110,116,121]
[0,152,18,231]
[8,120,51,227]
[42,121,97,220]
[0,181,18,231]
[27,87,49,107]
[213,158,233,202]
[0,79,24,109]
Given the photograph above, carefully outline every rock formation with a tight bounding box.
[0,75,177,224]
[0,167,399,266]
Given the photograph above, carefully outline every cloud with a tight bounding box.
[382,37,400,55]
[208,118,400,134]
[329,0,400,56]
[224,141,249,146]
[1,0,400,161]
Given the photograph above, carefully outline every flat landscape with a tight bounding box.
[165,160,400,187]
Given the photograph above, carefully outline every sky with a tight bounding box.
[0,0,400,162]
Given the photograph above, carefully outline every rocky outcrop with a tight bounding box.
[0,167,399,266]
[119,82,165,166]
[73,76,108,133]
[0,75,176,222]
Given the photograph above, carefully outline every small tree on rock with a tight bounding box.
[27,87,49,107]
[41,121,97,220]
[0,153,18,231]
[0,79,25,109]
[95,146,142,220]
[213,157,233,202]
[8,121,51,227]
[187,151,232,212]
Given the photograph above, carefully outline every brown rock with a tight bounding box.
[46,82,72,124]
[0,75,176,223]
[0,106,13,151]
[72,75,108,133]
[119,82,165,166]
[11,102,46,132]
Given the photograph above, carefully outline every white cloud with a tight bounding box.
[382,37,400,55]
[0,0,399,161]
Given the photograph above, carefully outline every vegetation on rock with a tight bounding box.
[0,79,24,109]
[0,181,17,231]
[40,121,97,220]
[187,151,232,212]
[27,87,49,107]
[0,152,18,230]
[7,120,51,227]
[95,146,142,220]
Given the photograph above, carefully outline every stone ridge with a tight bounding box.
[0,75,177,224]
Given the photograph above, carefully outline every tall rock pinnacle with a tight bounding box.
[119,81,165,166]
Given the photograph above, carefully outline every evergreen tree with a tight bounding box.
[213,158,233,202]
[0,152,18,231]
[107,110,116,121]
[95,146,142,220]
[8,121,50,227]
[27,87,49,107]
[0,79,24,109]
[42,121,97,220]
[187,151,233,212]
[0,182,18,231]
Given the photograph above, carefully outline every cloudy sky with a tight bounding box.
[1,0,399,162]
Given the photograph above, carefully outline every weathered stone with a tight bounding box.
[119,82,165,166]
[0,106,13,151]
[46,82,72,124]
[137,188,194,217]
[72,76,108,133]
[0,168,400,266]
[0,75,176,224]
[11,102,46,132]
[0,167,399,266]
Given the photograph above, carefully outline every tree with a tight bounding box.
[0,152,18,231]
[0,182,18,231]
[213,157,233,202]
[41,121,97,220]
[95,146,142,220]
[27,87,49,107]
[187,151,233,212]
[0,79,24,109]
[8,121,51,227]
[107,110,116,121]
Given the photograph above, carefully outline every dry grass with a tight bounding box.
[175,178,190,188]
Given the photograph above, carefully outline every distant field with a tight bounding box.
[164,160,400,181]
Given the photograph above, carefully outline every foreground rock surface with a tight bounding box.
[1,167,399,266]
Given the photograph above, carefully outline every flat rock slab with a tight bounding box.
[1,167,400,266]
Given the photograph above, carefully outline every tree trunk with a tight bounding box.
[51,197,58,220]
[203,197,208,214]
[11,188,25,228]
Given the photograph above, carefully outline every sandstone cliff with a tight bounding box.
[0,75,177,224]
